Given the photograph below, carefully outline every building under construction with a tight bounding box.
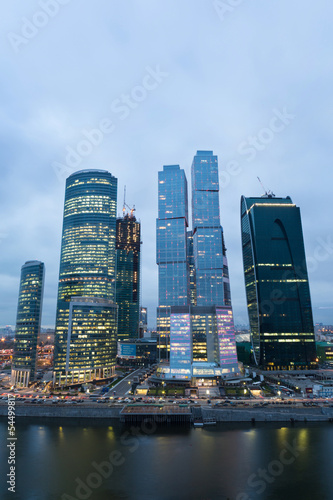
[116,191,141,340]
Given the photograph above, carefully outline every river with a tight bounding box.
[1,419,333,500]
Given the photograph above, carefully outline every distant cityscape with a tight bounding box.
[1,151,332,391]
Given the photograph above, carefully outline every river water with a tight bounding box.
[1,419,333,500]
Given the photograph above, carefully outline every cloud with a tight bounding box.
[0,0,332,327]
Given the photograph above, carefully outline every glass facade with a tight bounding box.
[54,169,118,384]
[191,151,224,306]
[222,233,232,307]
[169,306,239,379]
[116,214,141,340]
[156,165,189,355]
[169,312,192,379]
[157,153,238,374]
[11,261,45,386]
[187,231,197,306]
[57,297,117,385]
[216,307,239,372]
[241,195,317,369]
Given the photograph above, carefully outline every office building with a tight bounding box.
[157,152,239,381]
[116,212,141,340]
[11,261,45,387]
[241,194,317,370]
[53,169,118,385]
[192,151,224,306]
[164,305,238,380]
[156,165,189,358]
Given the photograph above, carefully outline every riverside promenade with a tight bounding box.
[1,401,333,423]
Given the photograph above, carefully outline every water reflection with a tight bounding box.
[0,421,332,500]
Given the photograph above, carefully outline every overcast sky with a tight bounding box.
[1,0,332,329]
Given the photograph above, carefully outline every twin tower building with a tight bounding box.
[12,149,317,387]
[157,151,239,381]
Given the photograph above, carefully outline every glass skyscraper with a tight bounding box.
[157,152,239,380]
[192,151,224,306]
[156,165,189,357]
[116,213,141,340]
[53,169,118,385]
[241,194,317,370]
[11,261,45,387]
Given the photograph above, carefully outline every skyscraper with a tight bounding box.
[11,261,45,387]
[157,152,239,381]
[53,169,118,385]
[192,151,224,306]
[116,212,141,340]
[156,165,189,357]
[241,194,317,369]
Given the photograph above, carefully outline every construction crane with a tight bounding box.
[257,177,275,198]
[122,185,136,218]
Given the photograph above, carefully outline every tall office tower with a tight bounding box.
[158,152,239,382]
[11,261,45,387]
[53,170,118,386]
[156,165,189,358]
[241,194,317,370]
[192,151,224,306]
[116,212,141,340]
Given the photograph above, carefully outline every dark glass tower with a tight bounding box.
[11,261,45,386]
[241,195,317,369]
[53,170,118,385]
[116,213,141,340]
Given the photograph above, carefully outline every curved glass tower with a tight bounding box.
[11,261,45,387]
[241,195,317,369]
[54,170,118,385]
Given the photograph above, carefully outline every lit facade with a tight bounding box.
[241,195,317,369]
[54,169,118,385]
[11,261,45,387]
[116,214,141,340]
[187,230,197,306]
[165,306,239,380]
[156,152,239,378]
[139,307,148,337]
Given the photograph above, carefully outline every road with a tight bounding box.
[111,368,148,397]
